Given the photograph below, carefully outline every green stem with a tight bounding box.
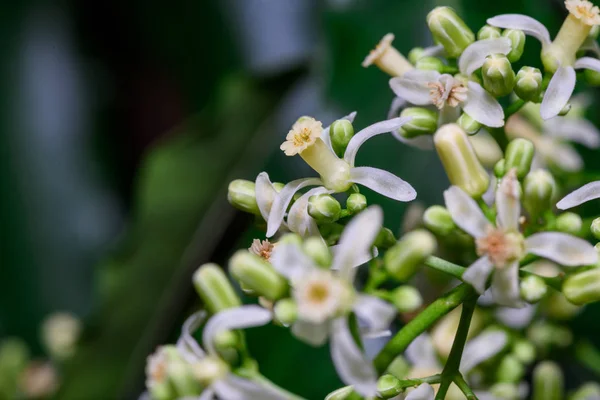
[380,374,443,398]
[453,373,478,400]
[505,99,526,119]
[424,256,465,279]
[435,297,477,400]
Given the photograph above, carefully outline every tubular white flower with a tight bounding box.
[557,180,600,209]
[458,38,512,76]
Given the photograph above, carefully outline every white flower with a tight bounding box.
[445,170,597,306]
[266,114,416,237]
[270,207,396,397]
[557,180,600,209]
[280,117,323,156]
[362,33,414,77]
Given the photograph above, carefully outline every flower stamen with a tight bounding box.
[565,0,600,26]
[249,239,275,261]
[280,117,323,156]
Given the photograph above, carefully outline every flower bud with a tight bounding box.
[228,180,259,215]
[434,124,490,198]
[278,232,303,246]
[325,386,353,400]
[213,329,239,353]
[489,383,520,400]
[229,251,288,301]
[520,274,548,303]
[532,361,563,400]
[494,159,506,178]
[482,54,516,97]
[193,264,241,313]
[502,29,526,62]
[591,218,600,239]
[457,113,481,135]
[512,339,536,365]
[384,230,437,281]
[570,382,600,400]
[514,66,543,102]
[478,25,502,40]
[308,194,341,223]
[563,268,600,305]
[415,56,445,72]
[505,138,534,179]
[399,107,438,138]
[408,47,425,64]
[523,169,556,218]
[375,227,397,249]
[559,103,572,116]
[303,237,332,268]
[496,354,525,383]
[274,299,298,326]
[391,286,423,313]
[470,132,503,168]
[555,212,583,235]
[427,7,475,58]
[584,68,600,86]
[330,119,355,157]
[346,193,367,214]
[423,205,456,236]
[377,374,401,398]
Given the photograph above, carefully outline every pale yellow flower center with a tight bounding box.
[192,357,229,386]
[280,117,323,156]
[249,239,274,261]
[476,228,524,268]
[566,0,600,25]
[428,80,468,109]
[294,270,352,324]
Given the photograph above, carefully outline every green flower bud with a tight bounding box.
[391,286,423,313]
[505,138,535,179]
[408,47,425,64]
[399,107,438,138]
[502,29,526,62]
[520,274,548,303]
[512,339,536,365]
[523,169,556,218]
[527,322,554,352]
[193,263,241,313]
[330,119,355,157]
[227,180,259,215]
[274,299,298,326]
[570,382,600,400]
[213,329,239,353]
[489,383,520,400]
[386,355,410,379]
[346,193,367,214]
[545,292,581,320]
[584,68,600,86]
[303,237,332,268]
[532,361,563,400]
[427,7,475,58]
[384,230,437,281]
[482,54,516,97]
[229,251,288,301]
[325,386,353,400]
[555,212,583,235]
[377,374,401,398]
[321,223,344,246]
[457,113,481,135]
[308,194,341,223]
[415,56,445,72]
[478,25,502,40]
[423,205,456,236]
[375,227,397,249]
[494,159,506,178]
[496,354,525,383]
[434,124,490,198]
[514,66,543,102]
[563,268,600,305]
[559,103,572,116]
[591,218,600,240]
[470,132,503,167]
[168,359,202,397]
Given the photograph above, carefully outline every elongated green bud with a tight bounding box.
[434,124,490,198]
[274,299,298,326]
[496,354,525,383]
[330,119,354,157]
[584,68,600,86]
[482,54,515,97]
[408,47,425,64]
[520,274,548,303]
[415,56,445,72]
[308,194,341,223]
[377,374,401,399]
[303,237,332,267]
[229,251,288,301]
[494,159,506,178]
[325,387,353,400]
[563,268,600,305]
[515,66,543,102]
[423,205,456,236]
[545,292,581,320]
[555,212,583,235]
[523,169,556,218]
[532,361,563,400]
[391,286,423,313]
[346,193,367,214]
[384,230,437,281]
[457,113,481,135]
[427,7,475,58]
[591,218,600,240]
[399,107,438,138]
[375,227,397,249]
[512,339,536,365]
[228,180,259,215]
[503,29,526,62]
[193,264,241,313]
[570,382,600,400]
[478,25,501,40]
[505,138,534,179]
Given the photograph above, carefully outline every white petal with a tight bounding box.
[215,375,289,400]
[349,167,417,202]
[330,318,378,397]
[462,256,494,294]
[544,117,600,148]
[391,129,435,150]
[330,244,378,270]
[580,38,600,57]
[344,116,412,166]
[460,331,508,374]
[547,141,584,172]
[491,262,522,307]
[421,45,445,58]
[176,311,207,363]
[292,320,329,346]
[387,96,406,119]
[256,172,278,221]
[574,56,600,73]
[266,178,323,237]
[202,305,272,356]
[197,388,215,400]
[495,171,521,232]
[331,206,383,282]
[482,174,497,207]
[486,14,551,45]
[287,187,330,237]
[557,181,600,209]
[495,304,537,329]
[525,232,598,266]
[353,295,396,332]
[540,66,576,120]
[459,38,512,76]
[270,243,314,280]
[405,383,435,400]
[322,111,358,149]
[463,82,505,127]
[443,186,492,238]
[389,75,435,106]
[405,333,440,369]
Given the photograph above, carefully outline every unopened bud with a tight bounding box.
[514,66,543,102]
[274,299,298,326]
[555,212,583,235]
[584,68,600,86]
[427,7,475,58]
[391,286,423,313]
[457,113,481,135]
[520,274,548,303]
[415,56,445,72]
[478,25,502,40]
[523,169,556,218]
[563,268,600,305]
[330,119,355,157]
[489,383,520,400]
[375,227,397,249]
[408,47,425,64]
[532,361,563,400]
[494,159,506,178]
[570,382,600,400]
[502,29,526,62]
[346,193,367,214]
[384,230,437,281]
[228,180,259,215]
[470,133,503,167]
[482,54,515,97]
[559,103,572,116]
[213,330,239,353]
[229,251,288,301]
[423,205,456,236]
[362,33,413,77]
[193,264,241,313]
[399,108,438,137]
[512,339,536,365]
[505,138,534,179]
[308,194,341,223]
[591,218,600,240]
[496,354,525,383]
[434,124,490,198]
[325,386,353,400]
[303,237,332,268]
[377,374,401,398]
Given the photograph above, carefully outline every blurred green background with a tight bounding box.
[0,0,599,398]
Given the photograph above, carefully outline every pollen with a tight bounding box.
[280,117,323,156]
[476,228,525,267]
[566,0,600,26]
[249,239,275,261]
[428,76,468,109]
